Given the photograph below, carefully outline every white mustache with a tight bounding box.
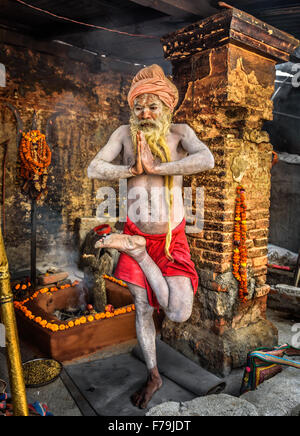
[138,120,158,127]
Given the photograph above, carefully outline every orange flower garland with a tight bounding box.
[13,277,32,295]
[13,278,135,333]
[233,185,248,303]
[19,129,51,201]
[102,274,128,288]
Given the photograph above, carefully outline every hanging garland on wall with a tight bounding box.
[233,185,248,303]
[18,129,52,201]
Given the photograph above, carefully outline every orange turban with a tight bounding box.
[127,64,179,112]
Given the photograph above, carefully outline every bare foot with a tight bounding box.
[95,233,147,262]
[131,367,163,409]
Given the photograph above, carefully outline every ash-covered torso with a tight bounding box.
[121,123,187,234]
[87,93,214,236]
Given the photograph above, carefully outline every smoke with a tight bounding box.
[36,246,84,280]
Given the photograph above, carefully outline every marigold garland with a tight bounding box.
[232,185,248,303]
[102,274,128,288]
[18,129,51,201]
[13,276,135,332]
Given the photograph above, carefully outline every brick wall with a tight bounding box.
[175,45,274,297]
[162,42,278,374]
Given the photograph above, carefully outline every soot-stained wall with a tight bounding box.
[0,29,134,274]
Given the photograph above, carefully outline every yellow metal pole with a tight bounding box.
[0,226,28,416]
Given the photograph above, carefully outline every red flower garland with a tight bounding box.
[233,185,248,303]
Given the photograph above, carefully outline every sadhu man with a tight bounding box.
[87,64,214,409]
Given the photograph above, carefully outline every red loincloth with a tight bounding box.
[114,217,198,309]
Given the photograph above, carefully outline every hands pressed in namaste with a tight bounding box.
[130,131,157,176]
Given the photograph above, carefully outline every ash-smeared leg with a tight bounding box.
[131,366,162,409]
[96,234,171,308]
[95,235,194,318]
[126,282,162,409]
[126,279,193,409]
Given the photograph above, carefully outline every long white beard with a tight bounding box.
[129,108,174,261]
[129,110,172,157]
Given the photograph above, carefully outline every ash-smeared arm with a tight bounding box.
[153,124,214,176]
[87,125,132,181]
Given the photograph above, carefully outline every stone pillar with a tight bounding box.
[161,8,300,376]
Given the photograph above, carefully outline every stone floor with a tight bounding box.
[0,307,299,416]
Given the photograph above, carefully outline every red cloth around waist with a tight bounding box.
[114,217,198,309]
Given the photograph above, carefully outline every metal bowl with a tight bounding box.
[22,358,62,388]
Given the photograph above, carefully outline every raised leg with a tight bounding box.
[164,275,194,323]
[95,233,194,318]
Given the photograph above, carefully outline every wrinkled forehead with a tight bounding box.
[133,93,163,107]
